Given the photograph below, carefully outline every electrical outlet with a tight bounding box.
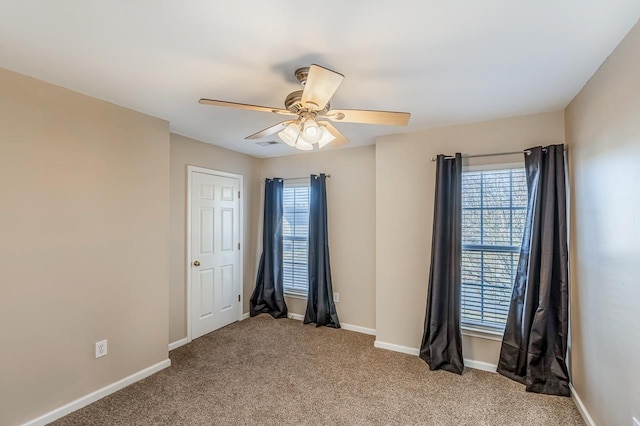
[632,417,639,426]
[95,340,107,358]
[333,292,339,303]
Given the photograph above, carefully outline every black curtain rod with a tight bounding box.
[262,174,331,183]
[430,150,533,162]
[430,146,569,162]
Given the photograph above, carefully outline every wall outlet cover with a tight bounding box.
[333,292,339,303]
[95,339,108,358]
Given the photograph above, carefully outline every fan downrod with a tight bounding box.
[294,67,309,86]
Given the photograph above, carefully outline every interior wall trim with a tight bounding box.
[168,337,190,351]
[461,326,504,342]
[22,359,171,426]
[286,313,376,335]
[570,384,596,426]
[242,312,250,320]
[373,340,420,356]
[373,340,499,373]
[463,359,497,373]
[340,323,376,336]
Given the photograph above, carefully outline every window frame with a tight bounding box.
[282,178,310,299]
[460,161,526,337]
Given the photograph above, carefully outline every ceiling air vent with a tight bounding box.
[256,141,280,146]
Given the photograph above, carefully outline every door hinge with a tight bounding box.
[238,242,240,250]
[238,191,240,199]
[238,294,241,302]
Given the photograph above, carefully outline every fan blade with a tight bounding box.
[245,121,293,140]
[320,122,349,147]
[323,109,410,126]
[301,64,344,111]
[199,98,295,116]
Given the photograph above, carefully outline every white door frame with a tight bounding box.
[186,165,243,342]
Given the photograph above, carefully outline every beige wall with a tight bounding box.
[375,111,565,365]
[258,146,377,330]
[169,134,260,343]
[5,17,638,421]
[0,68,170,425]
[565,20,640,426]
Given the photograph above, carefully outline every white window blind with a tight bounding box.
[283,181,310,296]
[461,167,528,329]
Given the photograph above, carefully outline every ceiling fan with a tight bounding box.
[199,64,411,151]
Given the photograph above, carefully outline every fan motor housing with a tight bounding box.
[284,90,329,114]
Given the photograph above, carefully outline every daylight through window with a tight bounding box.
[461,167,528,329]
[283,181,310,296]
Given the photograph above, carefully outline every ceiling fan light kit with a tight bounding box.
[278,117,334,151]
[295,139,314,151]
[278,122,300,147]
[303,119,319,140]
[277,116,336,150]
[317,125,336,149]
[199,64,411,151]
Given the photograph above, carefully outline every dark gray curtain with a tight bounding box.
[250,178,288,318]
[419,153,464,375]
[497,144,570,396]
[304,174,340,328]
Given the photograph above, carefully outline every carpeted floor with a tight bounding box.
[53,315,584,425]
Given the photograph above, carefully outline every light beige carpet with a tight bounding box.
[53,315,584,425]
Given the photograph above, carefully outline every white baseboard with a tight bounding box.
[241,312,250,320]
[570,384,596,426]
[373,340,498,372]
[374,340,420,356]
[464,358,497,373]
[168,337,190,351]
[23,359,171,426]
[341,323,376,336]
[286,313,376,335]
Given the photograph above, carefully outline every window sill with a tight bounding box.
[461,325,504,342]
[284,292,307,300]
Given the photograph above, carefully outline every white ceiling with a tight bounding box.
[1,1,639,158]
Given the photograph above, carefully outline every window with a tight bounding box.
[461,166,528,330]
[282,180,310,296]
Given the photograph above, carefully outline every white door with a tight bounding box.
[190,171,241,340]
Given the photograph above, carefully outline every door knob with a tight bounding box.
[193,260,200,267]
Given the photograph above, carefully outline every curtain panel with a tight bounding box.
[497,145,570,396]
[304,174,340,328]
[419,153,465,375]
[250,178,288,318]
